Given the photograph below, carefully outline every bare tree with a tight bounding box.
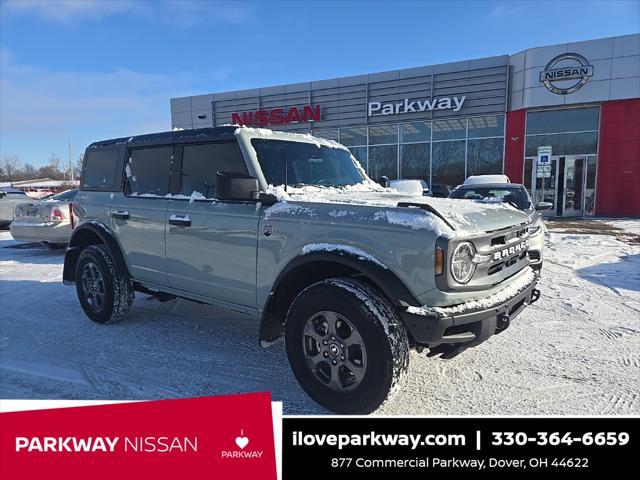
[1,155,22,181]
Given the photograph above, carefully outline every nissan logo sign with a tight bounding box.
[539,53,594,95]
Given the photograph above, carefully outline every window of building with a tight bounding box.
[468,115,504,138]
[524,132,598,157]
[83,149,118,189]
[368,145,398,180]
[467,138,504,176]
[526,107,599,135]
[127,147,173,196]
[432,118,466,141]
[401,121,431,143]
[369,124,398,145]
[312,129,340,142]
[431,141,465,188]
[400,143,430,180]
[339,127,367,146]
[181,142,247,198]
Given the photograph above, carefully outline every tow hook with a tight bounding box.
[497,314,510,330]
[530,288,541,304]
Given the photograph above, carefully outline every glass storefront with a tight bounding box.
[524,107,600,217]
[313,113,505,190]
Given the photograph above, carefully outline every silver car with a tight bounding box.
[0,187,29,227]
[449,183,552,271]
[10,189,78,247]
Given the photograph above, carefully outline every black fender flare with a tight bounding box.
[258,249,421,343]
[63,221,129,284]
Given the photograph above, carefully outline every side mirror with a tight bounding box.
[535,201,553,211]
[378,176,390,188]
[215,172,259,202]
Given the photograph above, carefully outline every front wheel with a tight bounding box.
[285,278,409,414]
[75,244,133,324]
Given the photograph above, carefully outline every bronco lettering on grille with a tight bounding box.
[493,241,527,262]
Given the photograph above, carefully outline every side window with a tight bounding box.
[181,142,247,199]
[83,149,118,189]
[126,147,173,196]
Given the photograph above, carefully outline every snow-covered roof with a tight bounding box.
[463,175,511,186]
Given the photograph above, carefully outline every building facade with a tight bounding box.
[171,34,640,217]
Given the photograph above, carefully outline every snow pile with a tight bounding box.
[301,243,388,269]
[463,174,511,185]
[127,191,209,204]
[264,201,316,219]
[235,126,345,150]
[407,267,537,317]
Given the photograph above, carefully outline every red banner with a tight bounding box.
[0,393,277,480]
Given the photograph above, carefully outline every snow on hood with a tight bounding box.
[265,183,530,235]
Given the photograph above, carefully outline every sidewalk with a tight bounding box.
[545,218,640,244]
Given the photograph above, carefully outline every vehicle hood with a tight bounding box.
[267,183,531,235]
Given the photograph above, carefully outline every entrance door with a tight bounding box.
[531,155,588,217]
[562,156,586,217]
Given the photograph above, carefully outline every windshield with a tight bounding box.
[48,189,78,201]
[450,186,532,210]
[251,139,365,188]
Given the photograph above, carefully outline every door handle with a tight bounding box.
[111,210,129,220]
[169,214,191,227]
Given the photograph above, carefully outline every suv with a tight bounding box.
[64,127,540,414]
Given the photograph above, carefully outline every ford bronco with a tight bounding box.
[64,126,540,414]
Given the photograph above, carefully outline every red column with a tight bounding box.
[504,110,526,183]
[596,99,640,216]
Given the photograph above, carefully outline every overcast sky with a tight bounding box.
[1,0,638,167]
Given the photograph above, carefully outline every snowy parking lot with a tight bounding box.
[1,220,638,415]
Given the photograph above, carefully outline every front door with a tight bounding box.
[530,155,588,217]
[165,141,259,307]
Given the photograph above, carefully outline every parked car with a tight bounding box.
[64,126,540,414]
[449,183,552,272]
[10,189,78,247]
[0,187,29,227]
[388,179,429,196]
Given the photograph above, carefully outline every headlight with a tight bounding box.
[450,241,476,284]
[530,218,544,235]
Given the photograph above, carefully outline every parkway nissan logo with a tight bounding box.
[539,53,594,95]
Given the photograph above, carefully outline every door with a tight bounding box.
[562,156,586,217]
[532,157,559,217]
[165,141,260,307]
[110,146,173,286]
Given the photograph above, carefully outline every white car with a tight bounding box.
[0,187,29,227]
[388,179,429,196]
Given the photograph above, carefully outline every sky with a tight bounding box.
[1,0,639,168]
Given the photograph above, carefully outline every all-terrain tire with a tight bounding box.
[285,277,410,414]
[75,244,133,324]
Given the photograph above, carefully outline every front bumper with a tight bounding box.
[401,268,539,358]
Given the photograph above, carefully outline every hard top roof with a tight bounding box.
[87,126,239,149]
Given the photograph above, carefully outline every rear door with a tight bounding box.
[110,146,173,286]
[165,141,260,307]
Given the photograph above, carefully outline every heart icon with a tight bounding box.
[235,436,249,449]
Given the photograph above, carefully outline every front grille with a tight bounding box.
[487,251,528,276]
[490,227,529,246]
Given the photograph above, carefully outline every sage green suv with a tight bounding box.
[64,126,540,414]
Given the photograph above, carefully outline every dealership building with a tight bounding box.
[171,34,639,217]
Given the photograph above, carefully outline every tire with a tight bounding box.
[75,244,133,324]
[285,277,410,414]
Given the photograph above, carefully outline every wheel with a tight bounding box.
[285,277,409,414]
[75,244,133,324]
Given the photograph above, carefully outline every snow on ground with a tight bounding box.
[0,220,639,415]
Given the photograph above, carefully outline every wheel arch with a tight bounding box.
[258,250,420,345]
[63,221,129,284]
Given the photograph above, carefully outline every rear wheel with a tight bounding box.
[75,244,133,324]
[285,278,409,414]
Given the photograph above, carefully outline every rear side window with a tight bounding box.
[180,142,247,199]
[126,147,173,196]
[83,150,118,189]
